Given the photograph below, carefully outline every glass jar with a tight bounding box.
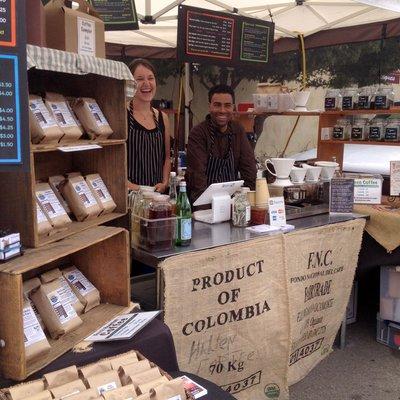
[139,192,155,248]
[357,86,373,109]
[351,118,368,141]
[325,89,342,111]
[232,189,251,227]
[368,118,385,141]
[148,194,174,250]
[384,118,400,142]
[332,118,350,140]
[373,86,394,110]
[341,88,358,110]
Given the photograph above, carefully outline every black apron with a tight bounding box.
[205,120,237,186]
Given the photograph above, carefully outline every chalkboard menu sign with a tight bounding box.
[329,178,354,214]
[177,5,274,67]
[0,0,28,167]
[88,0,139,31]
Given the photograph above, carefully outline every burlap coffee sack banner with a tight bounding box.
[162,235,290,400]
[285,219,365,385]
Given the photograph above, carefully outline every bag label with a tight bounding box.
[47,286,78,325]
[87,102,109,127]
[23,305,46,347]
[91,177,112,202]
[36,189,68,218]
[77,17,96,57]
[65,268,96,296]
[29,99,58,129]
[47,101,78,128]
[72,181,98,208]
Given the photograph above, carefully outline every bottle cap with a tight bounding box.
[179,181,187,187]
[170,171,176,178]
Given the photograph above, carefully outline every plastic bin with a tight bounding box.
[380,266,400,323]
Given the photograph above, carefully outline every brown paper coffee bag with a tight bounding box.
[35,183,71,228]
[127,368,162,389]
[41,268,84,314]
[65,388,100,400]
[48,175,72,215]
[36,201,54,235]
[79,360,112,380]
[135,394,151,400]
[72,98,113,140]
[31,270,83,339]
[29,94,65,143]
[109,352,139,370]
[150,378,186,400]
[28,390,53,400]
[45,92,83,142]
[119,360,152,386]
[101,384,137,400]
[86,370,121,396]
[62,266,100,312]
[23,297,51,362]
[44,365,79,388]
[50,378,86,399]
[23,277,45,330]
[137,377,168,395]
[7,379,45,400]
[60,176,102,221]
[85,174,117,215]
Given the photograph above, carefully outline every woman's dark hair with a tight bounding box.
[129,58,156,76]
[208,84,235,103]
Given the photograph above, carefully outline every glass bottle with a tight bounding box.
[368,118,385,141]
[324,89,342,111]
[351,118,368,141]
[168,171,177,214]
[341,87,358,110]
[332,118,350,140]
[232,188,251,227]
[176,181,192,246]
[384,118,400,142]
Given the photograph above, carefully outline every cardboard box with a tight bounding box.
[44,0,105,58]
[26,0,47,47]
[376,313,400,350]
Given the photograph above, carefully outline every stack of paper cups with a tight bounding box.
[255,178,269,207]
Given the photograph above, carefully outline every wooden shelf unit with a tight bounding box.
[317,108,400,167]
[0,226,131,381]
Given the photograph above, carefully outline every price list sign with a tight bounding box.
[329,178,354,214]
[0,0,15,46]
[240,21,271,63]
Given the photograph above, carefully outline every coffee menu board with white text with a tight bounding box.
[0,0,29,168]
[88,0,139,31]
[177,5,274,67]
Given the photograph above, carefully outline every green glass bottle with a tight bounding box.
[176,181,192,246]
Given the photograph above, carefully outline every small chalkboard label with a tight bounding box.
[374,95,387,109]
[357,95,370,109]
[385,127,398,141]
[351,127,363,140]
[369,126,382,140]
[332,127,344,139]
[324,97,336,110]
[329,178,354,214]
[342,96,353,110]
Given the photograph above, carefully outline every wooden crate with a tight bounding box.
[0,226,131,381]
[0,143,127,247]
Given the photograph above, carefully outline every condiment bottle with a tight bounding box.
[384,118,400,142]
[176,181,192,246]
[351,118,367,141]
[232,188,251,227]
[332,118,350,140]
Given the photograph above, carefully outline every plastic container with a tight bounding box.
[351,118,368,141]
[368,118,385,141]
[341,88,358,110]
[324,89,342,111]
[357,87,372,109]
[373,86,394,110]
[384,118,400,142]
[380,266,400,323]
[332,118,350,140]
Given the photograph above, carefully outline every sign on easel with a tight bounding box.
[329,178,354,214]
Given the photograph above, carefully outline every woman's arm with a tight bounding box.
[154,111,171,193]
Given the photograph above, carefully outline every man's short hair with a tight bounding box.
[208,84,235,104]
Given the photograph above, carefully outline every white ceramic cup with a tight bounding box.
[314,161,339,181]
[265,158,295,179]
[290,166,307,184]
[305,166,322,182]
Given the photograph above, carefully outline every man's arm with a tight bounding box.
[237,126,257,190]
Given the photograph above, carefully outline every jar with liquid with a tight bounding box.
[351,118,368,141]
[341,88,358,110]
[357,87,372,109]
[332,118,350,140]
[384,118,400,142]
[324,89,342,111]
[373,86,394,110]
[368,118,385,141]
[148,194,174,250]
[232,188,251,227]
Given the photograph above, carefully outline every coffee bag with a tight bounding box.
[23,277,45,330]
[64,388,100,400]
[119,360,152,386]
[7,379,45,400]
[36,201,54,236]
[86,370,121,396]
[109,352,139,370]
[50,378,86,399]
[137,377,168,395]
[72,98,113,140]
[101,384,137,400]
[29,94,64,143]
[35,183,71,228]
[48,175,72,215]
[60,176,102,221]
[127,368,162,389]
[27,390,53,400]
[150,378,187,400]
[45,92,83,142]
[85,174,117,215]
[62,266,100,312]
[44,365,79,388]
[79,360,112,380]
[135,394,151,400]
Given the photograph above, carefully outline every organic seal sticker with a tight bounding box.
[264,383,280,398]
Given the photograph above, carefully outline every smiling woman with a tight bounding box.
[127,59,171,193]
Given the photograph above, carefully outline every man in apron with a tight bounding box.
[186,84,257,205]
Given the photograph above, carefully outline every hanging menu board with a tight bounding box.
[0,0,28,166]
[88,0,139,31]
[177,5,274,67]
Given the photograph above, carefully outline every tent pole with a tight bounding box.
[185,62,190,146]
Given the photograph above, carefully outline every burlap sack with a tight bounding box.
[162,235,290,400]
[125,368,161,389]
[285,219,365,385]
[60,176,102,221]
[150,378,186,400]
[6,379,45,399]
[86,370,122,396]
[23,297,51,362]
[62,266,100,312]
[45,92,83,142]
[85,174,117,215]
[109,352,139,370]
[44,365,79,388]
[23,278,46,330]
[35,183,71,228]
[72,98,113,140]
[29,94,64,143]
[41,268,84,314]
[101,384,137,400]
[119,360,151,385]
[36,201,54,236]
[79,360,112,380]
[65,388,100,400]
[137,377,169,395]
[48,175,72,215]
[31,270,83,339]
[50,379,86,399]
